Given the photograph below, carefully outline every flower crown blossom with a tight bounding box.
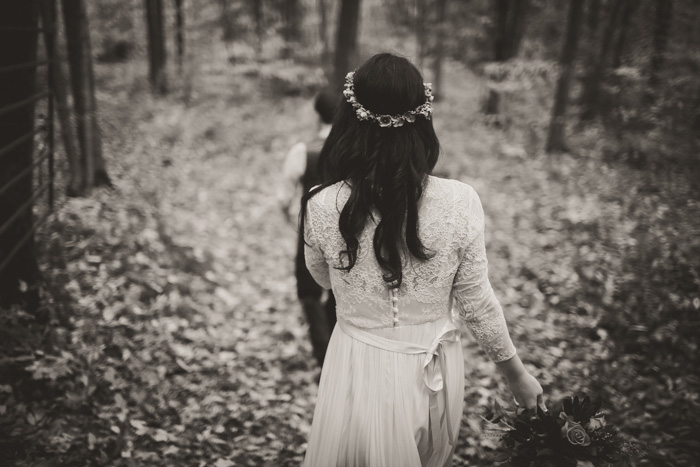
[342,71,434,128]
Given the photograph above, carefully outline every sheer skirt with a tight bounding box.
[303,315,465,467]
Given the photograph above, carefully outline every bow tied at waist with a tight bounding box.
[338,320,461,464]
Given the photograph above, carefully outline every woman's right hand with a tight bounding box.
[494,354,546,411]
[507,371,545,412]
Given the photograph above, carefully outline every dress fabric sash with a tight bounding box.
[338,319,461,465]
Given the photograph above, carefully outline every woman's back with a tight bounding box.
[305,176,501,334]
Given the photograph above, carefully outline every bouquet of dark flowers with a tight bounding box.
[484,395,647,467]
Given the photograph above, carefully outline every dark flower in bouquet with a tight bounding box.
[483,395,647,467]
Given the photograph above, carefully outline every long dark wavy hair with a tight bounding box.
[300,53,440,288]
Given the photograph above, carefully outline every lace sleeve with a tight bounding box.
[453,186,516,362]
[304,195,332,289]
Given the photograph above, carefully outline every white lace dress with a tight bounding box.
[302,176,516,467]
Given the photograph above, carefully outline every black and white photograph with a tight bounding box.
[1,0,698,465]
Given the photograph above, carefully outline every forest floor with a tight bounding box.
[1,40,698,466]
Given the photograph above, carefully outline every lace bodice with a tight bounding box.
[304,176,516,362]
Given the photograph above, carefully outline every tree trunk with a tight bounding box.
[0,0,41,306]
[431,0,448,100]
[392,0,413,27]
[41,0,82,197]
[546,0,584,153]
[62,0,110,189]
[580,0,623,121]
[218,0,234,41]
[586,0,600,34]
[612,0,638,69]
[62,0,93,187]
[88,71,110,187]
[649,0,673,88]
[251,0,264,54]
[333,0,362,90]
[145,0,168,93]
[174,0,184,71]
[581,0,600,79]
[493,0,530,61]
[415,0,427,69]
[285,0,302,43]
[318,0,329,68]
[281,0,301,58]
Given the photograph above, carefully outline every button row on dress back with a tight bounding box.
[390,288,399,326]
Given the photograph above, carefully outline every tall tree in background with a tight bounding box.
[0,1,40,306]
[415,0,427,69]
[612,0,639,69]
[219,0,235,41]
[174,0,185,71]
[484,0,528,115]
[546,0,584,153]
[649,0,673,88]
[145,0,168,93]
[41,0,82,196]
[586,0,600,34]
[282,0,302,54]
[62,0,111,189]
[333,0,362,89]
[431,0,448,100]
[251,0,264,53]
[318,0,330,68]
[492,0,530,61]
[580,0,624,120]
[389,0,413,27]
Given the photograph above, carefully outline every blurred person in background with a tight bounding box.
[279,89,338,368]
[300,53,545,466]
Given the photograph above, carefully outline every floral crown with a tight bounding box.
[342,71,434,128]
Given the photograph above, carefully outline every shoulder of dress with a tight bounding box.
[431,177,478,203]
[308,181,348,209]
[453,179,477,196]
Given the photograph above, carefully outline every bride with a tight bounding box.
[300,53,544,467]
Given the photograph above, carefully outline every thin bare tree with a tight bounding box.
[41,0,82,196]
[251,0,264,54]
[333,0,362,89]
[546,0,584,153]
[649,0,673,88]
[174,0,185,71]
[145,0,168,93]
[580,0,623,120]
[318,0,330,68]
[219,0,235,41]
[493,0,530,61]
[431,0,448,100]
[62,0,110,188]
[415,0,427,69]
[612,0,639,69]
